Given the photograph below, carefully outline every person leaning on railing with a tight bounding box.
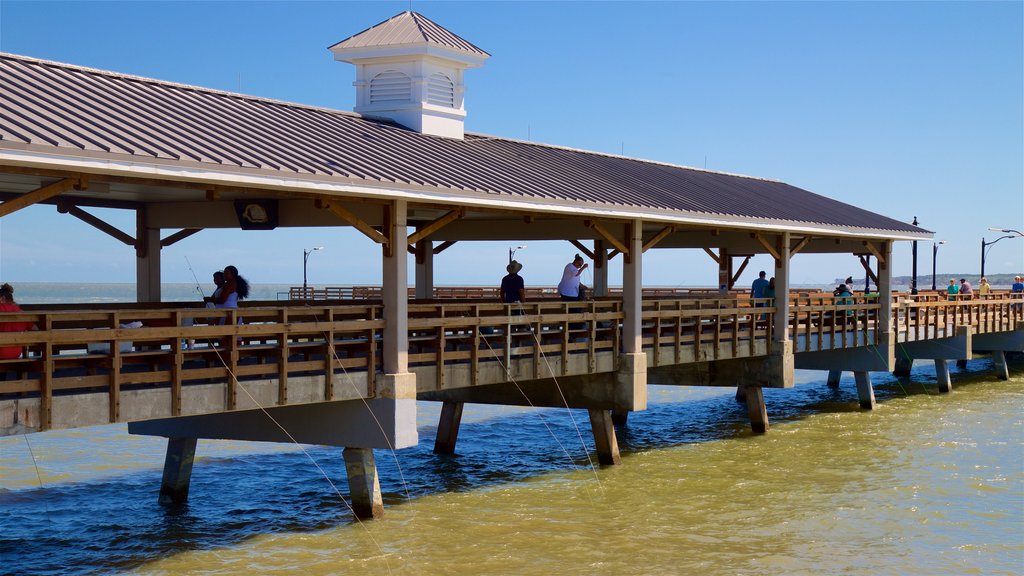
[0,283,38,359]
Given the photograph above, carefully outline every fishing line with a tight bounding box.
[180,260,395,571]
[479,318,602,497]
[21,433,54,526]
[517,300,604,487]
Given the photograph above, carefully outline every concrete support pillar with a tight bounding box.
[414,238,433,300]
[158,437,197,505]
[827,370,842,388]
[773,232,791,343]
[610,409,628,425]
[433,401,464,454]
[593,240,608,297]
[622,219,643,354]
[343,447,383,519]
[853,371,876,410]
[136,209,161,303]
[935,359,952,393]
[992,351,1009,381]
[735,385,747,403]
[588,409,621,465]
[745,386,769,433]
[383,200,409,375]
[893,356,913,377]
[955,359,968,369]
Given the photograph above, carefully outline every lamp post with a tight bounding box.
[303,246,324,297]
[981,228,1023,279]
[931,240,945,291]
[910,216,918,294]
[509,244,526,264]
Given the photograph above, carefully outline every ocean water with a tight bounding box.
[1,361,1021,575]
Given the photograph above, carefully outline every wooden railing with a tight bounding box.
[2,293,1021,432]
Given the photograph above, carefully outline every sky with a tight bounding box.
[0,0,1021,291]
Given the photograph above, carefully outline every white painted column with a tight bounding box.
[622,220,643,353]
[877,241,896,372]
[414,239,433,300]
[383,200,409,375]
[136,208,161,303]
[773,232,791,343]
[593,240,608,297]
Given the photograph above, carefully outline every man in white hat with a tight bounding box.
[501,260,525,305]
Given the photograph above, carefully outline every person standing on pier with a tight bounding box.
[501,260,526,305]
[558,254,588,301]
[959,278,973,300]
[750,271,769,300]
[0,283,37,359]
[204,265,250,330]
[946,279,960,300]
[978,277,991,295]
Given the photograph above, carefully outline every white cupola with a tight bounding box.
[329,11,490,140]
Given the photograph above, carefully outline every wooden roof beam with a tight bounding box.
[702,247,720,265]
[407,208,464,246]
[316,198,389,247]
[569,240,595,260]
[585,220,629,256]
[790,236,811,256]
[862,240,886,267]
[858,255,879,285]
[57,199,135,246]
[731,255,752,286]
[642,225,675,253]
[0,176,83,218]
[160,228,202,247]
[433,240,457,255]
[754,233,781,261]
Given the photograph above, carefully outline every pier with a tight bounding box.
[0,11,1020,521]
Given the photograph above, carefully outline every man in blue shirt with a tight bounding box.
[751,271,770,300]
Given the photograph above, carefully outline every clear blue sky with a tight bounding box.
[0,1,1021,290]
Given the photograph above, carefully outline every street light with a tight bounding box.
[303,246,324,297]
[931,240,945,291]
[509,244,527,263]
[980,228,1022,278]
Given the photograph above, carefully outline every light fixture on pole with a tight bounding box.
[509,244,527,263]
[931,240,945,291]
[303,246,324,297]
[980,228,1022,279]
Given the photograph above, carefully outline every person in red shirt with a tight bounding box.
[0,283,37,360]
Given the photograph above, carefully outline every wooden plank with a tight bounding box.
[278,309,289,406]
[60,203,137,246]
[407,209,464,245]
[702,247,720,264]
[754,233,781,261]
[642,225,675,253]
[587,221,629,256]
[160,228,202,247]
[109,312,121,423]
[317,198,389,247]
[0,178,76,218]
[569,239,595,260]
[790,236,812,256]
[324,309,334,401]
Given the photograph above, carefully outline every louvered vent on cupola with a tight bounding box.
[369,71,412,104]
[329,11,490,139]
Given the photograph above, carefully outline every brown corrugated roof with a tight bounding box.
[328,11,490,57]
[0,52,923,235]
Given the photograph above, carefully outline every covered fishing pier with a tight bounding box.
[2,12,1019,519]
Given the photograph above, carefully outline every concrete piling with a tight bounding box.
[343,447,384,519]
[935,359,952,393]
[826,370,842,389]
[433,401,464,454]
[158,437,198,505]
[853,371,876,410]
[893,356,913,377]
[992,351,1009,381]
[745,387,769,433]
[610,409,629,426]
[588,409,621,465]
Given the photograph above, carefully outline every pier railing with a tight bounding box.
[2,293,1021,432]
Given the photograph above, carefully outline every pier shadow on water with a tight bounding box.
[0,357,1017,575]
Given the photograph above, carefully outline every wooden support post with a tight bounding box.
[992,351,1009,381]
[136,209,161,302]
[893,356,913,377]
[827,370,842,389]
[735,385,747,404]
[433,401,464,454]
[343,447,384,519]
[158,437,198,505]
[415,236,433,300]
[935,359,952,393]
[854,371,876,410]
[588,409,621,465]
[383,200,409,375]
[610,409,628,426]
[745,386,769,433]
[593,240,608,297]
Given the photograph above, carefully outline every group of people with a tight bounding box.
[499,253,591,305]
[201,265,250,312]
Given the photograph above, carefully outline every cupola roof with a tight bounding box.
[329,11,489,58]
